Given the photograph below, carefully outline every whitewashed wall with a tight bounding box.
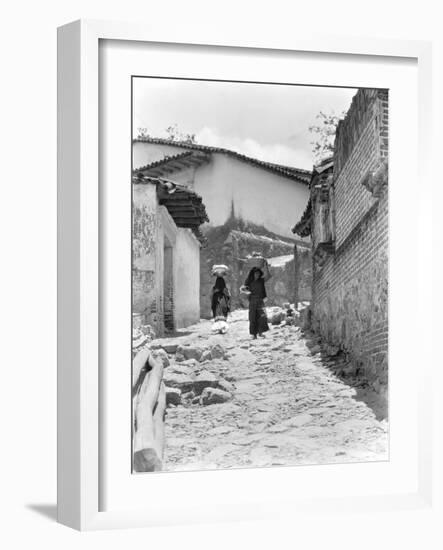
[174,229,201,328]
[133,142,310,239]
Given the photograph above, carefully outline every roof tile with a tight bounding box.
[134,137,311,185]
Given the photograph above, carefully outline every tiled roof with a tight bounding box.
[134,137,311,185]
[292,199,312,237]
[313,157,334,175]
[133,174,209,243]
[136,150,211,177]
[292,157,334,236]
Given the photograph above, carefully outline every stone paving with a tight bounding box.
[156,309,388,472]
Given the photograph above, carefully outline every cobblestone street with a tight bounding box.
[150,309,388,472]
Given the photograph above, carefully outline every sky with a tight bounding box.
[133,78,357,170]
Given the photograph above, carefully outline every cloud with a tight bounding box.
[195,127,313,170]
[133,78,357,171]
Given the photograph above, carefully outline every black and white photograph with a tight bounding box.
[2,0,438,542]
[131,77,389,473]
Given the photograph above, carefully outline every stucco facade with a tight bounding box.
[133,140,310,241]
[174,229,201,328]
[132,178,204,336]
[134,140,312,318]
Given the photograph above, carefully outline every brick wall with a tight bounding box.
[311,89,389,401]
[334,89,388,248]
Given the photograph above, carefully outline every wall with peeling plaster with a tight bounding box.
[132,183,201,336]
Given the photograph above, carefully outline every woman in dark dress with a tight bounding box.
[211,276,231,320]
[243,264,271,339]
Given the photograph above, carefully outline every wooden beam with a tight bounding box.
[160,199,195,206]
[167,209,198,218]
[149,167,175,176]
[173,219,200,227]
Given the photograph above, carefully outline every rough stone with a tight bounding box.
[210,343,226,359]
[205,444,237,461]
[159,305,388,473]
[268,308,286,325]
[165,387,182,406]
[177,344,204,362]
[163,371,194,392]
[267,424,290,433]
[207,426,235,436]
[325,344,340,356]
[217,378,235,393]
[200,349,213,362]
[168,363,194,377]
[181,390,196,401]
[299,306,311,330]
[180,358,200,370]
[256,357,272,366]
[231,433,265,446]
[250,412,273,424]
[151,338,181,354]
[284,414,314,427]
[193,371,219,394]
[200,387,232,406]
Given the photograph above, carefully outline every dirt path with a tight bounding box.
[160,309,388,471]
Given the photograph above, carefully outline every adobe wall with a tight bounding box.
[132,183,164,335]
[133,142,311,241]
[133,184,201,335]
[174,228,201,328]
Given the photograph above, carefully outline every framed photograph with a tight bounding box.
[57,19,433,530]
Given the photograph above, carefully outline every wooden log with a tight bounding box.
[133,354,164,472]
[132,347,152,396]
[152,381,166,460]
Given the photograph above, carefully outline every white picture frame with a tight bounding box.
[57,19,433,531]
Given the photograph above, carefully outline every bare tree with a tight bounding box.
[309,110,346,164]
[137,127,151,139]
[165,123,197,144]
[137,124,197,143]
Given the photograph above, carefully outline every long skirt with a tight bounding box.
[248,298,269,336]
[212,292,230,319]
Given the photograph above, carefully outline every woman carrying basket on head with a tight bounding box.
[211,275,231,320]
[240,254,272,339]
[210,264,231,334]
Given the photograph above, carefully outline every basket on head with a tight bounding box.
[211,264,229,277]
[245,252,265,270]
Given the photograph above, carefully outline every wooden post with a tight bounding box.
[293,244,300,309]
